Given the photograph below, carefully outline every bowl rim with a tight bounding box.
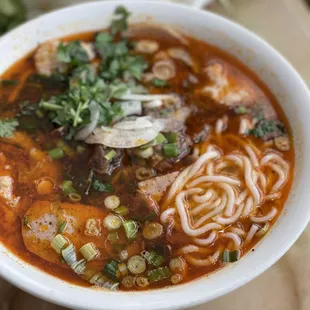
[0,1,310,310]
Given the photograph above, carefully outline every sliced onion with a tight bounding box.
[113,117,153,131]
[144,99,163,109]
[85,118,165,148]
[75,101,100,141]
[118,93,173,101]
[119,101,142,117]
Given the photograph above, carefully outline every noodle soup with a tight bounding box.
[0,6,293,291]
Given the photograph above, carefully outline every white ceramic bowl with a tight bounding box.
[0,1,310,310]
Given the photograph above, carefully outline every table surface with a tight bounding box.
[2,1,310,309]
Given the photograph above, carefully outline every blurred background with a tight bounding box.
[0,0,310,309]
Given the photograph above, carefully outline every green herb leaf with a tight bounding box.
[110,5,130,36]
[92,179,114,193]
[39,77,127,138]
[57,41,90,66]
[141,250,165,267]
[0,118,18,138]
[249,119,286,140]
[152,78,168,87]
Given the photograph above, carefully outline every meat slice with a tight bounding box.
[138,171,179,201]
[202,62,276,119]
[89,145,123,175]
[22,201,108,265]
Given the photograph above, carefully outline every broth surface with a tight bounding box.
[0,7,294,291]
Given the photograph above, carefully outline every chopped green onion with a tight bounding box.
[155,133,168,144]
[222,250,240,263]
[62,244,77,266]
[95,275,119,290]
[140,133,167,149]
[136,276,149,288]
[89,271,103,284]
[51,234,68,254]
[141,250,165,267]
[58,221,67,233]
[104,195,120,210]
[104,149,117,160]
[81,268,97,282]
[123,220,138,239]
[121,275,135,288]
[119,249,129,261]
[135,147,153,159]
[169,257,187,273]
[107,231,119,243]
[104,214,122,230]
[48,148,64,160]
[152,78,168,87]
[171,274,182,284]
[256,222,270,238]
[163,143,179,158]
[142,222,163,240]
[165,132,178,143]
[114,205,129,217]
[127,255,146,275]
[68,192,82,202]
[56,140,75,158]
[147,266,171,283]
[71,259,87,275]
[118,262,128,277]
[104,260,120,281]
[79,242,100,261]
[60,180,76,195]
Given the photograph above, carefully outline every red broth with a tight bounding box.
[0,22,294,290]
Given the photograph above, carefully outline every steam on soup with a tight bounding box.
[0,6,293,290]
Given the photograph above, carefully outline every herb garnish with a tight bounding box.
[0,118,18,137]
[152,78,168,87]
[92,179,114,193]
[57,41,91,67]
[249,119,286,140]
[39,6,148,140]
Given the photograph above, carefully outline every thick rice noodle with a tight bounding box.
[161,141,290,266]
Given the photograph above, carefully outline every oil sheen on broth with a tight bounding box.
[0,6,294,290]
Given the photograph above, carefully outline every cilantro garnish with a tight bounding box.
[0,118,18,138]
[249,119,286,140]
[92,179,114,193]
[110,5,130,36]
[39,77,127,137]
[57,41,90,66]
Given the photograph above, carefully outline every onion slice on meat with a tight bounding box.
[85,117,165,148]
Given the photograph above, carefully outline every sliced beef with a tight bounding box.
[89,145,123,175]
[138,171,179,201]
